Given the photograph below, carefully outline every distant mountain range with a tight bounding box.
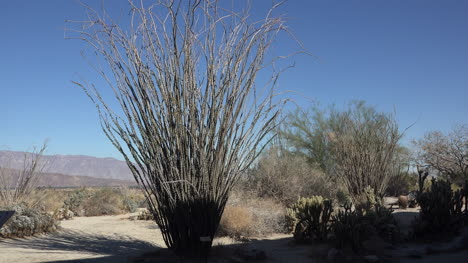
[0,168,136,188]
[0,151,136,187]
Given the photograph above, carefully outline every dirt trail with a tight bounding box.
[0,213,164,263]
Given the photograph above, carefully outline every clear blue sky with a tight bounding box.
[1,0,467,159]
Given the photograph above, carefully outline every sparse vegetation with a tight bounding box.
[0,203,59,238]
[286,196,333,243]
[412,178,467,238]
[331,203,398,251]
[243,146,336,205]
[61,187,145,217]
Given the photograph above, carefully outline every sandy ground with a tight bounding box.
[0,209,467,263]
[0,213,164,263]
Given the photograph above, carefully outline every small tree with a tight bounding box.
[281,101,404,202]
[414,125,468,184]
[0,143,47,207]
[329,102,403,202]
[69,0,290,258]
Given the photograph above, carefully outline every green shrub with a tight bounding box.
[331,203,398,251]
[386,172,417,196]
[413,178,465,237]
[331,203,366,251]
[0,204,59,238]
[336,189,352,207]
[81,188,123,216]
[354,186,382,212]
[286,196,333,242]
[63,188,89,216]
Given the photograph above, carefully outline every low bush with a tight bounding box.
[62,187,145,217]
[386,172,417,197]
[81,188,125,216]
[242,147,336,206]
[137,209,154,220]
[0,203,59,238]
[354,186,382,212]
[331,204,366,251]
[218,206,254,239]
[331,203,398,251]
[217,192,286,239]
[413,178,466,238]
[335,189,352,207]
[63,188,90,216]
[286,196,333,243]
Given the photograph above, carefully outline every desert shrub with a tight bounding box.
[362,205,399,243]
[398,195,408,209]
[218,192,286,238]
[243,147,336,206]
[122,197,138,213]
[32,189,68,213]
[81,188,124,216]
[413,178,465,238]
[118,187,141,213]
[335,189,352,207]
[62,187,140,217]
[63,188,90,216]
[386,172,417,196]
[354,186,382,212]
[331,204,398,251]
[331,204,366,251]
[218,206,254,239]
[0,203,59,238]
[286,196,333,243]
[137,209,154,220]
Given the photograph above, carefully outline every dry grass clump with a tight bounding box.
[218,206,254,239]
[217,191,287,239]
[80,188,125,216]
[30,189,68,212]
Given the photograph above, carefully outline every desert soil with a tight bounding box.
[1,209,468,263]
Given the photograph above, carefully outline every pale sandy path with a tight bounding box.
[0,213,164,263]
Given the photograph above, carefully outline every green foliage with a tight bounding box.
[286,196,333,242]
[335,189,352,207]
[63,188,89,216]
[413,178,466,237]
[386,172,418,196]
[0,204,59,238]
[281,101,405,202]
[354,186,382,212]
[331,203,366,251]
[122,196,138,213]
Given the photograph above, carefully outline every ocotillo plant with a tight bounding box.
[69,0,291,258]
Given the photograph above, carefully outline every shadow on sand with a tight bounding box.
[1,231,310,263]
[0,229,161,263]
